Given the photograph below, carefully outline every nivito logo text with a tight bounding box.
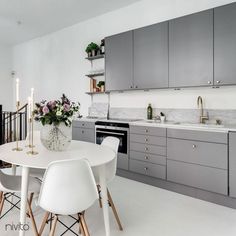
[5,222,29,231]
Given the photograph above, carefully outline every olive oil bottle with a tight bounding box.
[147,103,153,120]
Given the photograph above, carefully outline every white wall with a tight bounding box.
[13,0,236,116]
[0,45,12,110]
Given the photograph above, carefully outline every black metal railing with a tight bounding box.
[0,104,28,167]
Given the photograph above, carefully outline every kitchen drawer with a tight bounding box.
[167,128,228,144]
[130,151,166,166]
[130,133,166,146]
[72,120,95,129]
[130,125,166,137]
[117,154,129,170]
[130,159,166,179]
[167,138,227,169]
[167,160,227,195]
[72,127,95,143]
[130,142,166,156]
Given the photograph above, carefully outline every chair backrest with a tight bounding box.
[0,170,16,192]
[101,136,120,182]
[38,159,98,215]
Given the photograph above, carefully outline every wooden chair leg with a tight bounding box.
[39,211,50,236]
[107,189,123,231]
[0,194,5,216]
[27,192,34,217]
[80,212,90,236]
[27,199,39,236]
[78,213,85,236]
[49,214,58,236]
[97,185,102,208]
[0,191,3,202]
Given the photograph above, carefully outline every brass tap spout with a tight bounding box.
[197,96,209,124]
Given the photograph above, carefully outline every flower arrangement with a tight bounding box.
[34,94,80,127]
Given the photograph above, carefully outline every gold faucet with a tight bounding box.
[197,96,209,124]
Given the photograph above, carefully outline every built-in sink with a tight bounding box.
[173,122,224,128]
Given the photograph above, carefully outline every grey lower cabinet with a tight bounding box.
[229,132,236,198]
[72,120,95,143]
[105,31,133,91]
[133,22,168,89]
[214,2,236,86]
[167,129,228,195]
[169,10,213,87]
[129,125,167,179]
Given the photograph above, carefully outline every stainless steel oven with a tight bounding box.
[95,121,129,155]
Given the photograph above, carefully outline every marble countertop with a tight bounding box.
[73,117,236,133]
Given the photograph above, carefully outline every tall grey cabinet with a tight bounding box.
[133,22,168,89]
[169,10,213,87]
[214,3,236,86]
[229,132,236,198]
[105,31,133,91]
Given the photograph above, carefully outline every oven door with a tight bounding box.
[96,127,128,154]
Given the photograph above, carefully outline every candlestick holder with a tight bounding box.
[12,101,23,152]
[25,117,35,148]
[27,113,38,156]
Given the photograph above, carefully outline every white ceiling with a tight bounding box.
[0,0,141,46]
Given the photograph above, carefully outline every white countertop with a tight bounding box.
[73,117,236,133]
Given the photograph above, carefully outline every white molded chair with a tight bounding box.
[0,169,41,235]
[26,131,45,179]
[93,136,123,231]
[38,159,98,236]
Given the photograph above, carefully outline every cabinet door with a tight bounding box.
[133,22,168,89]
[229,132,236,198]
[105,31,133,91]
[169,10,213,87]
[72,127,95,143]
[214,3,236,86]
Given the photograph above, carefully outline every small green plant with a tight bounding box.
[85,45,91,53]
[97,81,105,88]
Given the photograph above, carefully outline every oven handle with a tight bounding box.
[96,130,125,136]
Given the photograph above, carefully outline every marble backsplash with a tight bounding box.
[88,103,236,124]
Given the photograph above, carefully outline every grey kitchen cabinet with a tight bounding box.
[167,160,227,195]
[229,132,236,198]
[133,22,168,89]
[167,129,228,195]
[214,3,236,86]
[129,125,167,179]
[169,10,213,87]
[72,120,95,143]
[105,31,133,91]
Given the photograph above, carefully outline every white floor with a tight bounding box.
[0,174,236,236]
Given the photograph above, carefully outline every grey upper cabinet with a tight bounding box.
[133,22,168,89]
[169,10,213,88]
[105,31,133,91]
[214,3,236,86]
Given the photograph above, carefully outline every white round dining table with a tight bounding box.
[0,140,116,236]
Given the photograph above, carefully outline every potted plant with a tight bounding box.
[97,81,105,92]
[89,42,99,57]
[33,94,80,151]
[86,44,92,57]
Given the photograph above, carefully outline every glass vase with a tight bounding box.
[40,123,72,151]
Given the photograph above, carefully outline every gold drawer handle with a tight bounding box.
[145,156,149,160]
[145,129,149,133]
[145,147,148,151]
[145,138,148,142]
[144,167,148,171]
[192,144,196,149]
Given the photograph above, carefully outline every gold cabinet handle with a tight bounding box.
[145,129,148,133]
[144,167,148,171]
[145,147,148,151]
[145,138,148,142]
[192,144,196,149]
[145,156,149,160]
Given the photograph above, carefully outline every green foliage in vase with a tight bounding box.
[33,94,80,127]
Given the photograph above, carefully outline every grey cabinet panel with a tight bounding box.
[130,159,166,179]
[72,120,95,129]
[229,132,236,198]
[214,3,236,85]
[117,153,129,170]
[167,128,228,144]
[72,127,95,143]
[167,138,227,169]
[130,133,166,146]
[130,125,166,137]
[130,142,166,156]
[133,22,168,89]
[167,160,227,195]
[169,10,213,87]
[130,151,166,166]
[105,31,133,91]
